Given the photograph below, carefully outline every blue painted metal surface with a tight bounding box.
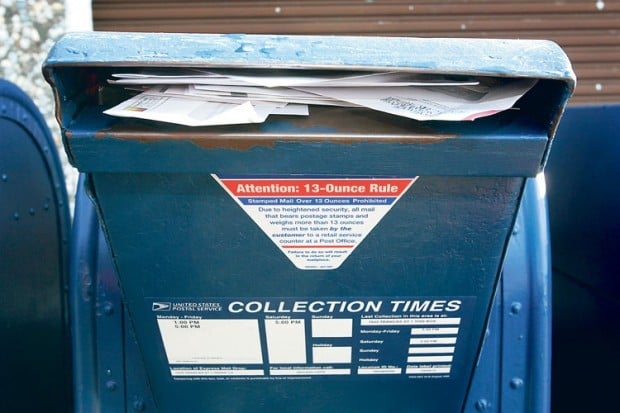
[70,175,156,413]
[0,78,71,412]
[465,175,552,413]
[467,175,552,413]
[44,33,574,82]
[45,33,573,413]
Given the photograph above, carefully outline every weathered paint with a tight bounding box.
[45,32,575,82]
[42,33,575,175]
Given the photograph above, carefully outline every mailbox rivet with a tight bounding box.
[510,378,524,389]
[105,380,117,391]
[102,302,114,315]
[510,302,522,315]
[1,173,7,182]
[474,399,489,411]
[133,398,146,412]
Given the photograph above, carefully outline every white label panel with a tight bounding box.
[312,346,353,364]
[171,368,264,377]
[408,346,455,354]
[312,318,353,338]
[357,367,403,375]
[265,319,307,364]
[152,296,475,381]
[213,175,417,270]
[406,366,452,375]
[410,337,457,345]
[157,319,262,365]
[411,327,460,335]
[270,368,351,376]
[361,317,461,326]
[407,356,454,363]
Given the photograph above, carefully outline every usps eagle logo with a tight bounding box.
[152,302,171,311]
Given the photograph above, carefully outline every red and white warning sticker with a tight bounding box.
[212,175,417,270]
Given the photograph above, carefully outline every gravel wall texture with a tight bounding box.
[1,0,78,211]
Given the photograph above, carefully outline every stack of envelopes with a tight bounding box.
[105,69,536,127]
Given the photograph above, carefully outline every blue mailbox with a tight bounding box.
[44,32,574,413]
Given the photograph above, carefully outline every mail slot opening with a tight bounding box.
[49,65,567,139]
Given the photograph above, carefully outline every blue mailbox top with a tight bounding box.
[43,32,575,177]
[45,32,574,80]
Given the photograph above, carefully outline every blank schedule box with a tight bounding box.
[312,318,353,338]
[313,346,352,364]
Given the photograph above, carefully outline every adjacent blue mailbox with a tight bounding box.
[44,32,574,412]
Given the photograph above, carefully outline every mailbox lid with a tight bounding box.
[43,32,575,176]
[45,32,574,80]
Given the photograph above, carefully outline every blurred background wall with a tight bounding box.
[0,0,91,209]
